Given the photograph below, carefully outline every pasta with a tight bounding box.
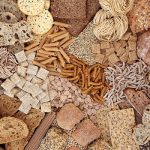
[99,0,134,15]
[93,10,128,41]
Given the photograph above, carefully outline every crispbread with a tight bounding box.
[18,0,45,16]
[27,10,53,35]
[6,109,45,150]
[8,42,24,53]
[95,105,119,144]
[51,0,86,19]
[124,88,150,115]
[0,0,25,21]
[108,108,139,149]
[0,12,18,23]
[0,117,29,144]
[88,140,112,150]
[0,95,21,117]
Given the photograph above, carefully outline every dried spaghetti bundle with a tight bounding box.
[93,10,128,41]
[99,0,134,15]
[0,47,17,79]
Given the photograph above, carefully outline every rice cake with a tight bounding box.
[51,0,86,19]
[108,108,139,149]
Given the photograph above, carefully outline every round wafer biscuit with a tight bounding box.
[27,10,53,35]
[18,0,45,16]
[45,0,50,10]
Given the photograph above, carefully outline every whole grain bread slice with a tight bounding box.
[5,109,45,150]
[0,95,21,118]
[0,117,29,144]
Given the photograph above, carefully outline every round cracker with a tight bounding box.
[18,0,45,16]
[27,10,53,35]
[0,12,18,23]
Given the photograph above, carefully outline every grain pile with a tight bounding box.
[104,61,150,105]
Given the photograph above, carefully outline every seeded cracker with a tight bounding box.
[108,108,139,149]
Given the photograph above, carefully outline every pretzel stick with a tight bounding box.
[53,21,71,28]
[25,42,39,50]
[42,46,59,52]
[57,52,66,67]
[82,86,93,94]
[64,64,74,69]
[38,50,56,56]
[41,57,57,65]
[25,46,40,54]
[67,76,79,81]
[32,61,46,69]
[61,38,75,49]
[25,112,56,150]
[35,57,47,61]
[51,33,69,42]
[48,31,66,38]
[49,71,60,76]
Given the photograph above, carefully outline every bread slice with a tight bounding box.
[0,117,29,144]
[6,109,45,150]
[0,95,21,118]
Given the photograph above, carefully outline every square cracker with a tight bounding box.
[51,0,86,19]
[108,108,139,149]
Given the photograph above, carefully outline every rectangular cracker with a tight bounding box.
[108,108,139,149]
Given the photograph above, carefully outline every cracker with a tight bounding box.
[0,12,18,23]
[36,68,49,80]
[108,108,139,149]
[1,79,15,92]
[27,65,38,76]
[0,95,21,117]
[142,104,150,126]
[51,0,86,19]
[27,10,53,35]
[18,0,45,16]
[15,51,27,63]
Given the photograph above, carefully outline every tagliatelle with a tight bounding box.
[93,10,128,41]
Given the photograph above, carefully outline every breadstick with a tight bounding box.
[67,76,79,81]
[64,64,74,69]
[53,21,71,28]
[61,38,75,49]
[49,71,60,76]
[82,86,93,94]
[41,57,57,65]
[25,42,39,50]
[60,72,74,77]
[25,112,56,150]
[93,85,104,90]
[44,42,59,47]
[62,69,74,73]
[59,48,70,63]
[89,82,102,86]
[25,46,40,54]
[32,60,46,69]
[57,52,66,67]
[53,60,59,69]
[51,32,69,42]
[48,30,66,38]
[58,36,70,47]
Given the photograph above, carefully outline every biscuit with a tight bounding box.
[27,10,53,35]
[18,0,45,16]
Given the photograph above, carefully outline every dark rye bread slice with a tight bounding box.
[51,0,87,19]
[0,95,21,118]
[0,0,25,21]
[6,109,45,150]
[124,88,150,115]
[53,0,100,36]
[0,117,29,144]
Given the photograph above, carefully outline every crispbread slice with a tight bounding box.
[95,105,119,144]
[0,117,29,144]
[0,95,21,117]
[6,109,45,150]
[0,12,18,23]
[108,108,139,149]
